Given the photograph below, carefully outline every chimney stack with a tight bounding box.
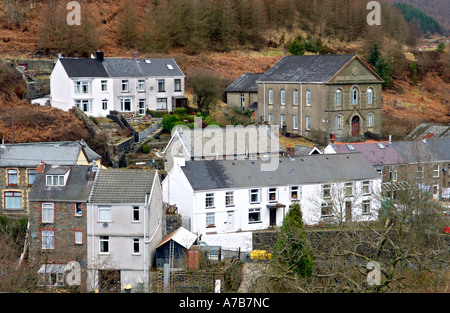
[36,161,46,174]
[96,50,104,62]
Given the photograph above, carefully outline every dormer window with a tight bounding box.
[46,175,65,186]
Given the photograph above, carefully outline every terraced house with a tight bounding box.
[256,54,383,142]
[0,140,101,217]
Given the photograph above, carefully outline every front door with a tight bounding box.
[269,208,277,226]
[227,211,234,232]
[351,116,360,137]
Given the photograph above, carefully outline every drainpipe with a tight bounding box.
[300,83,303,136]
[263,83,266,122]
[144,192,150,293]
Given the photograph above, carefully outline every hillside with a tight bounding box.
[0,0,448,146]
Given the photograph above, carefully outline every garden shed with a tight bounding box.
[155,227,197,269]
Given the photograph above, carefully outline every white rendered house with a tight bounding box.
[86,169,163,292]
[163,153,381,238]
[50,52,186,117]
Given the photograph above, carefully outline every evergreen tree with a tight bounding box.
[273,203,314,278]
[368,43,380,66]
[376,57,394,88]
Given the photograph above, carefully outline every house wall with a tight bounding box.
[164,163,381,238]
[28,200,88,269]
[50,60,71,112]
[87,182,164,291]
[145,76,185,112]
[226,92,258,111]
[0,167,35,216]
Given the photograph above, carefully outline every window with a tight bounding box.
[248,208,261,223]
[158,79,165,92]
[4,191,22,210]
[99,236,109,253]
[75,203,82,216]
[362,181,370,194]
[133,238,140,254]
[293,115,298,129]
[7,169,18,185]
[101,80,108,92]
[205,193,214,208]
[121,80,129,92]
[46,175,65,186]
[417,165,424,179]
[75,231,83,245]
[306,89,311,106]
[336,115,343,129]
[362,200,371,214]
[390,167,398,182]
[120,98,132,112]
[433,184,439,199]
[306,116,311,130]
[268,187,277,202]
[133,206,140,222]
[433,164,439,178]
[102,99,108,111]
[75,99,91,112]
[368,113,374,127]
[42,203,54,223]
[351,87,358,105]
[268,88,273,104]
[345,182,353,197]
[28,169,37,185]
[74,81,91,94]
[322,184,331,199]
[367,88,373,105]
[138,80,145,92]
[293,89,298,105]
[225,191,234,206]
[174,79,182,92]
[281,114,285,126]
[206,212,215,228]
[290,186,301,200]
[268,114,273,124]
[280,89,285,105]
[321,202,332,217]
[336,89,342,106]
[157,98,167,110]
[98,206,111,222]
[250,189,260,203]
[42,230,54,250]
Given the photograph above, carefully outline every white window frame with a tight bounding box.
[158,79,165,92]
[290,186,301,200]
[321,202,332,217]
[42,230,54,250]
[345,182,354,197]
[268,88,273,105]
[132,206,140,222]
[336,89,342,106]
[306,116,311,130]
[225,191,234,207]
[121,80,129,93]
[133,238,140,255]
[250,189,260,204]
[362,181,370,195]
[174,79,182,92]
[42,203,54,223]
[98,206,111,222]
[293,115,298,129]
[336,115,343,129]
[99,236,109,254]
[351,87,358,105]
[206,212,215,228]
[156,98,167,110]
[268,187,278,202]
[120,98,132,112]
[74,81,91,94]
[248,208,261,223]
[101,80,108,92]
[322,184,331,199]
[306,89,311,106]
[205,193,215,208]
[368,113,374,127]
[433,164,439,178]
[281,114,285,126]
[138,80,145,92]
[102,99,108,111]
[46,175,65,187]
[362,200,371,214]
[75,99,91,112]
[75,231,83,245]
[138,99,146,115]
[367,87,373,105]
[268,113,273,124]
[293,89,298,105]
[280,89,285,105]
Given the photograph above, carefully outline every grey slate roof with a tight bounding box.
[103,58,144,77]
[181,153,379,191]
[138,58,184,77]
[0,140,101,167]
[90,169,156,204]
[225,73,263,92]
[390,138,450,164]
[406,123,450,140]
[59,58,109,78]
[29,165,96,202]
[333,141,404,167]
[256,54,356,83]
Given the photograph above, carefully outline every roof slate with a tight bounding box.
[256,55,355,83]
[225,73,263,92]
[89,169,156,204]
[333,141,403,167]
[29,165,96,202]
[0,140,100,167]
[103,58,144,77]
[181,153,379,191]
[60,58,109,78]
[138,58,184,77]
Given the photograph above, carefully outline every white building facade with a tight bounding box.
[163,154,381,238]
[50,52,186,117]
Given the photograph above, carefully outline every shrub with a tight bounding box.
[173,107,187,116]
[141,144,151,154]
[162,114,186,132]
